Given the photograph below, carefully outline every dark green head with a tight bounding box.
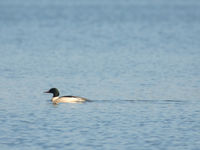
[44,88,60,97]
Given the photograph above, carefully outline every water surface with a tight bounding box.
[0,0,200,149]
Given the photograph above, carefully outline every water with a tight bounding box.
[1,100,200,150]
[0,0,200,149]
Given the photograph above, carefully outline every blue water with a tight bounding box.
[0,0,200,149]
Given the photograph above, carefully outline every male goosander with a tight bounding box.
[44,88,88,104]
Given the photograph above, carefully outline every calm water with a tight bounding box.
[0,0,200,149]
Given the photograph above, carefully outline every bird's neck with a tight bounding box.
[52,96,59,102]
[53,91,59,97]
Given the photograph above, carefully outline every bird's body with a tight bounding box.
[51,96,88,104]
[44,88,88,104]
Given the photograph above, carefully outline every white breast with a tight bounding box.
[52,96,86,104]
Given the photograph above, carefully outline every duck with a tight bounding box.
[44,88,88,104]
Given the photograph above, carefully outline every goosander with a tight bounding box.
[44,88,88,104]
